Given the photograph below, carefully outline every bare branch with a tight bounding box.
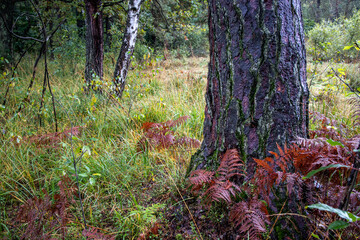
[331,68,360,99]
[0,12,44,42]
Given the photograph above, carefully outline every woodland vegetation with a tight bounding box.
[1,0,360,239]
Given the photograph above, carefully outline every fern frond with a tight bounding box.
[188,170,214,191]
[204,179,240,204]
[229,199,269,239]
[137,116,200,152]
[217,149,245,179]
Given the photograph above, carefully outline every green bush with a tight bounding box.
[307,11,360,61]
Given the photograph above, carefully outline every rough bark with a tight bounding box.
[189,0,309,174]
[188,0,309,238]
[85,0,104,91]
[113,0,142,98]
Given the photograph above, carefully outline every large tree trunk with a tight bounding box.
[113,0,142,98]
[188,1,309,238]
[189,0,309,174]
[84,0,104,92]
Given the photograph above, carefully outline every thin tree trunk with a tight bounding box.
[345,0,354,18]
[316,0,321,22]
[113,0,142,98]
[0,0,15,63]
[75,7,85,39]
[104,15,112,51]
[334,0,340,19]
[85,0,104,92]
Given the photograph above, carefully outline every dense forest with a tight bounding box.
[1,0,360,239]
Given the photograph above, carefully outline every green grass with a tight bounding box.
[0,55,207,239]
[0,54,359,239]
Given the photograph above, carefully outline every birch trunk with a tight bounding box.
[113,0,142,98]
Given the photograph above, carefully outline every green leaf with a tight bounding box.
[326,139,345,147]
[72,136,79,141]
[302,164,350,179]
[311,233,320,239]
[328,220,349,230]
[78,173,88,178]
[337,68,346,76]
[89,177,95,185]
[343,45,353,50]
[306,203,360,222]
[348,212,359,222]
[82,145,91,156]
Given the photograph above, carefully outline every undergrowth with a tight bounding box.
[0,56,206,239]
[1,55,360,239]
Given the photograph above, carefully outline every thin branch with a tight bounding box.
[0,12,44,42]
[46,19,65,41]
[2,41,38,106]
[30,0,58,132]
[331,68,360,99]
[17,43,45,113]
[331,67,360,211]
[153,0,170,29]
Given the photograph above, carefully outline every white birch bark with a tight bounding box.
[113,0,142,98]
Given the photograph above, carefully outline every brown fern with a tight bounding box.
[15,175,76,239]
[188,149,245,204]
[137,116,200,152]
[188,169,214,191]
[82,227,116,240]
[12,126,83,149]
[229,199,269,240]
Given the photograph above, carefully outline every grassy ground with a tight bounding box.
[0,55,359,239]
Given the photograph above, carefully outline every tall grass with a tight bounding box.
[1,53,359,238]
[0,55,207,238]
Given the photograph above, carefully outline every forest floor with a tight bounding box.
[0,56,359,239]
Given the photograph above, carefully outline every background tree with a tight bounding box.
[84,0,104,92]
[302,0,360,25]
[113,0,143,98]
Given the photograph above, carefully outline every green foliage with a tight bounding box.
[139,0,208,58]
[307,203,360,228]
[0,55,207,238]
[307,10,360,61]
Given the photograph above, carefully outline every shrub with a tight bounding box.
[307,10,360,61]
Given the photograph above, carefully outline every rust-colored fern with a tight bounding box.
[137,116,200,152]
[229,199,269,240]
[15,175,76,239]
[188,149,245,204]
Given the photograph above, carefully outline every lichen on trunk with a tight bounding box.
[189,0,309,174]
